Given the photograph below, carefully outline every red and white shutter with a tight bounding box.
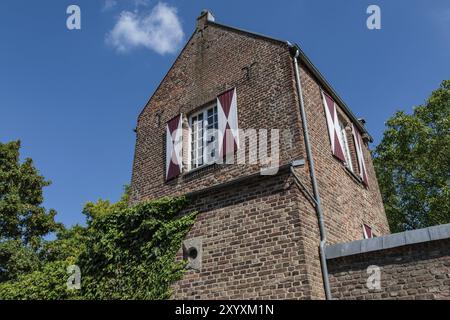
[321,91,346,162]
[217,88,239,158]
[352,123,369,186]
[165,115,183,181]
[363,224,373,239]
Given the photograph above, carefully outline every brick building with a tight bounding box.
[130,11,391,299]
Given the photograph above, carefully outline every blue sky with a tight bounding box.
[1,0,449,227]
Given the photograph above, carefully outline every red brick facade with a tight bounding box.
[130,11,390,299]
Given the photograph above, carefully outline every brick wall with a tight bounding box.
[130,14,303,204]
[130,12,392,299]
[327,225,450,300]
[171,170,320,299]
[298,64,390,244]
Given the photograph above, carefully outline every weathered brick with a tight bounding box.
[130,11,390,299]
[328,239,450,300]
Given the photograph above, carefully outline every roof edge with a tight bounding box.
[136,31,196,122]
[293,44,373,141]
[207,21,289,46]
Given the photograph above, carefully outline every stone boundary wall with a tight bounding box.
[326,224,450,300]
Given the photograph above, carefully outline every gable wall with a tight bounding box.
[130,22,304,204]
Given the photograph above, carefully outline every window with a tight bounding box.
[189,104,218,170]
[337,119,353,172]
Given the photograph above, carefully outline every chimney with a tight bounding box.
[196,9,215,30]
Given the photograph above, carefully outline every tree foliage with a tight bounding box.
[0,196,195,300]
[79,197,196,299]
[0,141,59,247]
[374,80,450,232]
[0,260,79,300]
[82,185,130,224]
[0,140,59,283]
[0,239,41,282]
[0,141,196,299]
[0,222,88,299]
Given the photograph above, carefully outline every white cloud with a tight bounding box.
[106,2,184,55]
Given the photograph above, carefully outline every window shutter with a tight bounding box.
[165,114,183,181]
[351,123,369,186]
[363,224,373,239]
[217,88,239,158]
[321,91,346,162]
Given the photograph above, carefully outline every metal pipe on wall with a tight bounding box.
[289,43,332,300]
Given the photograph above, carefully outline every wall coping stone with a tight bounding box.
[326,223,450,259]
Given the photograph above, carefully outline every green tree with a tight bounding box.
[374,80,450,232]
[0,187,195,299]
[0,227,86,300]
[79,197,196,299]
[0,141,196,299]
[0,239,41,282]
[0,141,60,281]
[82,185,130,224]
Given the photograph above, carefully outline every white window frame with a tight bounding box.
[188,103,218,171]
[337,119,353,172]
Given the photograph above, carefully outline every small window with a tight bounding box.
[337,119,353,172]
[363,224,373,239]
[189,104,218,170]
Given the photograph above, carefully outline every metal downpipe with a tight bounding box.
[290,44,332,300]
